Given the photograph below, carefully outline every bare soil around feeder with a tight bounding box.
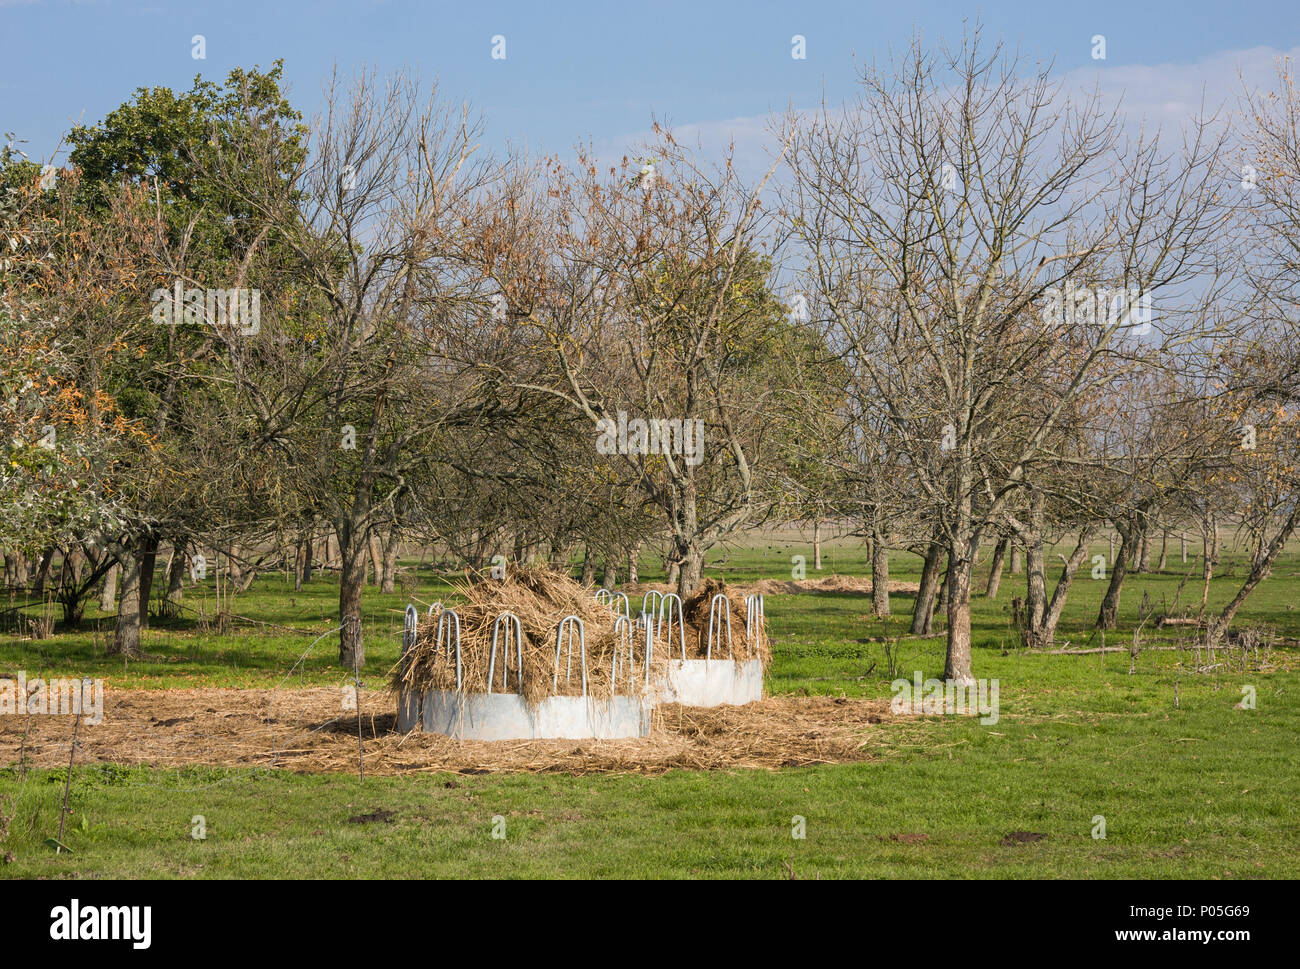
[0,687,905,776]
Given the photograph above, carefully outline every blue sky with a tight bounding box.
[3,0,1299,169]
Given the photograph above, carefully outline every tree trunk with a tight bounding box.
[294,536,307,592]
[672,484,705,598]
[3,550,26,589]
[813,519,823,571]
[870,530,890,617]
[1156,530,1168,572]
[1028,525,1097,648]
[32,547,55,594]
[985,537,1008,598]
[911,540,944,636]
[1212,508,1300,643]
[111,548,142,657]
[676,542,704,598]
[99,563,119,612]
[1096,523,1132,630]
[580,545,596,586]
[338,529,367,668]
[64,546,85,588]
[1023,493,1047,631]
[1025,542,1046,629]
[227,544,243,588]
[627,542,641,584]
[166,549,186,604]
[137,537,159,629]
[1200,514,1219,612]
[943,550,975,685]
[1009,543,1023,574]
[381,523,400,594]
[601,558,618,589]
[369,532,385,589]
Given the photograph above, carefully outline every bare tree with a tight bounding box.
[785,28,1229,682]
[513,132,808,597]
[212,70,500,666]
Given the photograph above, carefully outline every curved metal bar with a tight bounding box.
[553,615,588,696]
[427,601,442,617]
[436,608,462,690]
[402,604,418,678]
[613,614,634,689]
[745,593,765,645]
[658,593,686,661]
[594,588,613,607]
[706,593,733,661]
[403,604,418,651]
[489,611,525,695]
[641,610,655,687]
[611,591,630,620]
[641,590,664,621]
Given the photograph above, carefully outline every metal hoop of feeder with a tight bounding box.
[706,593,733,661]
[745,593,765,643]
[611,591,631,621]
[427,601,442,617]
[658,593,687,661]
[640,610,655,687]
[436,608,462,690]
[613,614,635,689]
[594,588,613,607]
[553,615,588,696]
[488,611,525,695]
[641,590,664,622]
[402,604,418,678]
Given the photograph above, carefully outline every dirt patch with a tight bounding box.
[0,688,905,776]
[884,833,929,844]
[347,809,397,824]
[1000,831,1048,846]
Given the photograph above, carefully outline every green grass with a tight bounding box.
[2,530,1298,878]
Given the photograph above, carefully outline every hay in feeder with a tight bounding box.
[394,566,650,705]
[393,567,769,706]
[679,577,769,662]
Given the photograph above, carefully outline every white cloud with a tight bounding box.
[601,45,1300,184]
[1062,45,1300,133]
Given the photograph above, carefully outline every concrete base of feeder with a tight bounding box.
[397,689,652,740]
[656,659,764,707]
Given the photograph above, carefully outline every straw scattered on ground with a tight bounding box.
[627,575,920,598]
[0,688,905,776]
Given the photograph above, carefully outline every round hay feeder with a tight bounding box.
[651,592,765,707]
[398,605,652,740]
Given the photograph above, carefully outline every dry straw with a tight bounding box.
[0,687,898,776]
[393,566,768,705]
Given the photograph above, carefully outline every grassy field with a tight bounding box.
[2,529,1298,878]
